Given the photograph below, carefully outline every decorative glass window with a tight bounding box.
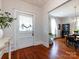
[19,14,33,31]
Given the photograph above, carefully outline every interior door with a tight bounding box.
[15,11,34,50]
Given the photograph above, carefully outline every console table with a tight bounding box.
[0,37,11,59]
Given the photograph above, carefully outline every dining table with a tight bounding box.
[70,34,79,40]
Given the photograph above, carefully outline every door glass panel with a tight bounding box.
[19,14,33,31]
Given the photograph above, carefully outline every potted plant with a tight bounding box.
[0,9,15,38]
[49,33,53,36]
[74,29,79,34]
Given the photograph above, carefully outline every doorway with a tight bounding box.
[15,10,35,50]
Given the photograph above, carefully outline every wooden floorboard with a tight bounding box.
[2,38,79,59]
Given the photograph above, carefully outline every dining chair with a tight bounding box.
[66,36,76,47]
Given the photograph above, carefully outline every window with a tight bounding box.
[19,14,33,31]
[76,17,79,30]
[50,17,57,35]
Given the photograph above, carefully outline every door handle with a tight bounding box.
[32,31,34,36]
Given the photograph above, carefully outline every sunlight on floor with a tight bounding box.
[50,41,59,59]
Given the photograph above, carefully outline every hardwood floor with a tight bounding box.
[2,38,79,59]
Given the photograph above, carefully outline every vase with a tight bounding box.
[0,29,3,39]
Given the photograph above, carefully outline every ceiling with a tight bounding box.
[22,0,48,7]
[49,0,79,17]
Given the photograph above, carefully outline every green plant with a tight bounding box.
[74,29,79,32]
[0,9,15,29]
[49,33,53,36]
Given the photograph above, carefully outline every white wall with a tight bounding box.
[0,0,2,9]
[42,0,69,47]
[61,17,76,34]
[55,17,63,37]
[2,0,43,51]
[49,17,63,37]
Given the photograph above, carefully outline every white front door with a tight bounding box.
[15,11,34,50]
